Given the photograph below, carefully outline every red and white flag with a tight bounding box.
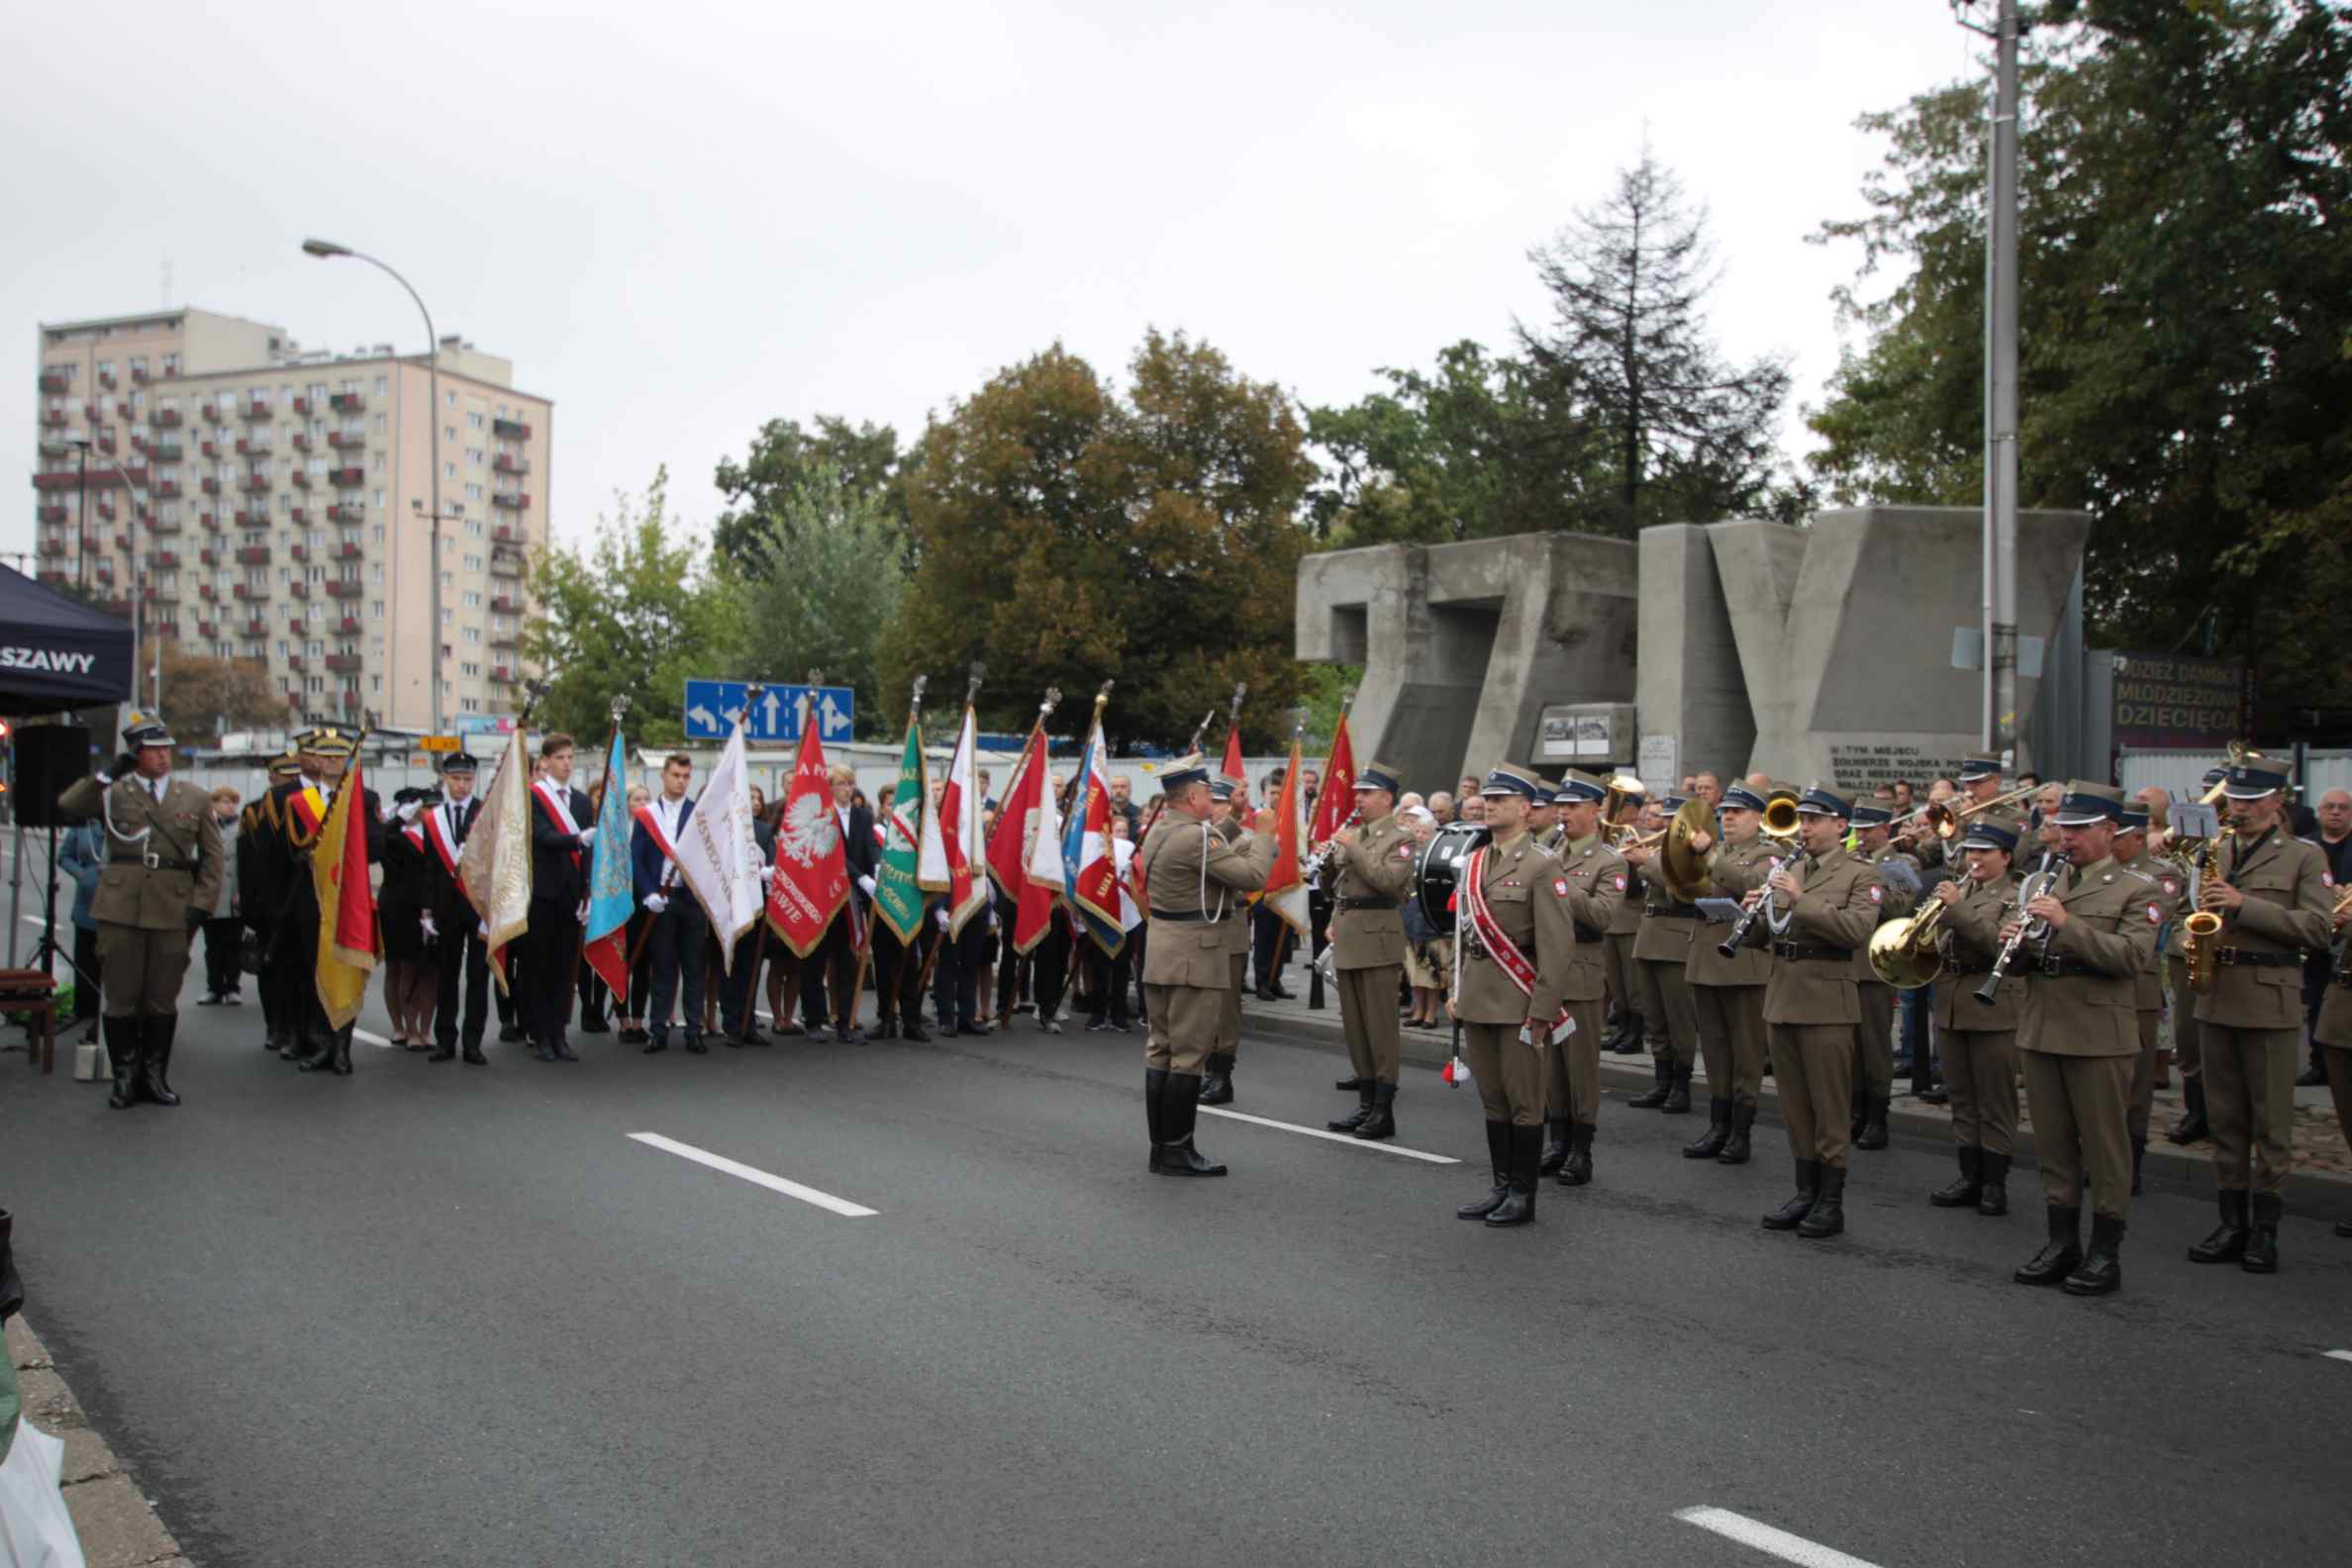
[938,703,987,935]
[1311,706,1357,845]
[1259,732,1311,936]
[762,720,849,959]
[986,721,1057,954]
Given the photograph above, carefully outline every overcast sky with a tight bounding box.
[3,1,1989,563]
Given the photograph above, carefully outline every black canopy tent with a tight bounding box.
[0,563,134,715]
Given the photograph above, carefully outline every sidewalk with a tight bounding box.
[5,1314,190,1568]
[1232,966,2352,1222]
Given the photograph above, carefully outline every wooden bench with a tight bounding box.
[0,969,58,1075]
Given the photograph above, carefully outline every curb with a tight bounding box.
[1241,1004,2352,1225]
[6,1314,192,1568]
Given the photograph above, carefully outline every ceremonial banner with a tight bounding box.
[458,727,534,989]
[939,703,987,935]
[986,723,1057,954]
[1058,705,1125,954]
[1259,733,1311,936]
[581,726,635,997]
[1311,707,1357,845]
[1221,723,1245,787]
[765,720,849,958]
[312,756,378,1029]
[671,722,762,970]
[874,717,931,944]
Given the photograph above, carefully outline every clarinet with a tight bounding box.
[1977,850,2059,1004]
[1717,843,1804,958]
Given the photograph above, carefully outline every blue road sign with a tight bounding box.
[681,679,856,744]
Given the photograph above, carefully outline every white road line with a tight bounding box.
[1197,1106,1461,1164]
[2324,1349,2352,1365]
[1674,1507,1882,1568]
[628,1131,878,1218]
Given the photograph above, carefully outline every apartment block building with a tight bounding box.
[31,306,551,732]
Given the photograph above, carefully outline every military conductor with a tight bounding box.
[56,719,225,1109]
[1137,754,1276,1177]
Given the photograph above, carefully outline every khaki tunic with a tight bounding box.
[2115,845,2185,1141]
[2014,856,2160,1218]
[1211,819,1252,1057]
[1140,814,1274,1073]
[1629,860,1701,1069]
[1543,833,1626,1123]
[1328,812,1416,1084]
[1930,872,2021,1153]
[1745,844,1878,1168]
[1687,835,1778,1108]
[2192,827,2332,1195]
[56,770,227,1016]
[1455,831,1578,1127]
[1849,843,1921,1100]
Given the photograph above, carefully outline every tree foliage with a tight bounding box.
[709,472,907,739]
[1306,342,1606,546]
[156,648,289,742]
[881,332,1316,751]
[1809,0,2352,704]
[524,468,735,744]
[1519,147,1796,533]
[712,416,904,572]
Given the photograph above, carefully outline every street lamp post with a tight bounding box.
[62,437,157,715]
[302,239,443,737]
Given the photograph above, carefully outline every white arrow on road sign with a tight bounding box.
[687,704,718,731]
[819,695,849,737]
[762,688,782,735]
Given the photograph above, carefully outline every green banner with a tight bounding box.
[874,718,930,943]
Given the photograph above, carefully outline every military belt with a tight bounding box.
[1333,896,1398,913]
[1574,925,1604,944]
[1771,942,1853,962]
[1148,909,1210,924]
[2033,954,2106,978]
[111,852,197,872]
[2215,947,2299,968]
[1649,902,1704,921]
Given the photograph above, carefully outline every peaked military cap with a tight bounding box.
[267,751,302,779]
[1480,764,1542,800]
[307,725,357,759]
[1353,759,1401,794]
[1958,753,2005,783]
[1556,769,1609,805]
[2052,780,2125,826]
[1850,801,1895,828]
[1157,752,1211,793]
[1960,819,2020,853]
[440,751,480,775]
[2221,761,2291,800]
[1796,781,1853,819]
[122,718,174,750]
[1719,782,1770,812]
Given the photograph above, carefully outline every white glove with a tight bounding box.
[757,865,775,885]
[576,827,597,847]
[420,912,439,938]
[857,874,877,899]
[575,899,589,923]
[396,800,423,824]
[477,921,488,938]
[644,893,669,914]
[934,907,949,931]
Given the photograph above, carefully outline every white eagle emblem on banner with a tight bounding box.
[780,793,840,866]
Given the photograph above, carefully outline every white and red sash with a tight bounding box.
[423,804,463,879]
[1458,846,1573,1044]
[533,781,583,872]
[630,802,684,892]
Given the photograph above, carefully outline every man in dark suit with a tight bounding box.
[524,732,596,1061]
[800,761,875,1043]
[634,751,706,1054]
[423,752,491,1064]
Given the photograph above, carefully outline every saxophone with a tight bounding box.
[2182,828,2236,994]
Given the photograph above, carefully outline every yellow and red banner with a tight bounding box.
[312,757,378,1029]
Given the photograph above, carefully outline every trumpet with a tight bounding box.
[1896,782,2039,842]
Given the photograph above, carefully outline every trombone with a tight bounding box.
[1894,782,2039,842]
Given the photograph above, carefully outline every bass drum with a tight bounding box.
[1415,820,1493,930]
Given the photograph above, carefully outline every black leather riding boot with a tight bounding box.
[1682,1099,1730,1159]
[2015,1205,2083,1285]
[1929,1145,1983,1208]
[1456,1122,1511,1219]
[1762,1159,1820,1230]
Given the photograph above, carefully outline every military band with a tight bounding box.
[1682,781,1775,1166]
[1621,795,1702,1114]
[1538,771,1626,1184]
[1922,820,2024,1215]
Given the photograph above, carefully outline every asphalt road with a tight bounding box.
[5,958,2350,1568]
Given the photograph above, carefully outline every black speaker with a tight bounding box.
[9,727,94,829]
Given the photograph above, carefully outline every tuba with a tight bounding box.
[1867,879,1966,990]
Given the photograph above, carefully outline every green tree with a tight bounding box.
[1520,146,1795,534]
[523,468,735,743]
[156,647,289,742]
[1809,0,2352,704]
[1306,341,1607,546]
[708,472,907,739]
[712,416,904,571]
[880,331,1316,751]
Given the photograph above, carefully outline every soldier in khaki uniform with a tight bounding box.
[1447,765,1579,1227]
[2186,761,2334,1272]
[1321,761,1417,1141]
[1137,755,1276,1176]
[1602,784,1648,1053]
[1539,770,1627,1185]
[1682,781,1782,1165]
[55,719,226,1110]
[2163,765,2229,1144]
[2311,901,2352,1239]
[1197,775,1254,1107]
[2003,782,2161,1295]
[1740,783,1878,1239]
[1846,803,1919,1151]
[1922,820,2024,1215]
[1622,793,1702,1114]
[2110,809,2183,1192]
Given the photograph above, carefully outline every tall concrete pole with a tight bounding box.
[1982,0,2021,758]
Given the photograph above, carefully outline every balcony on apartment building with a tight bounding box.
[324,580,361,600]
[325,653,361,674]
[330,392,364,414]
[492,453,531,475]
[235,545,270,565]
[38,371,67,394]
[236,436,271,457]
[328,431,363,450]
[491,417,532,441]
[328,465,363,486]
[489,492,530,511]
[150,407,183,429]
[240,398,273,422]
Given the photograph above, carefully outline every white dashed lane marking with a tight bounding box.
[628,1131,878,1218]
[1197,1106,1461,1164]
[1674,1507,1883,1568]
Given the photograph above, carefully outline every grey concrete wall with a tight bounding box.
[1296,533,1637,796]
[1636,524,1755,789]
